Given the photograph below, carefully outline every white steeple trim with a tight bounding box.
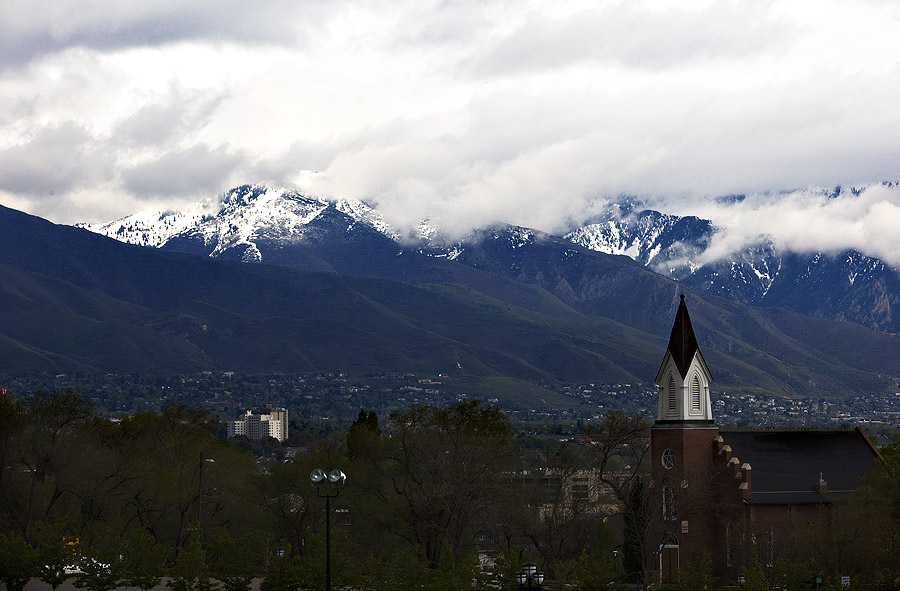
[655,351,713,422]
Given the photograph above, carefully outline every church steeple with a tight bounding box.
[649,295,720,583]
[667,294,700,379]
[654,295,714,423]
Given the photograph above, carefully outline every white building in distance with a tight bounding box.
[226,405,288,442]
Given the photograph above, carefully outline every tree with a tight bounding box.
[378,400,516,568]
[3,390,92,539]
[78,404,256,555]
[170,529,215,591]
[259,457,315,558]
[519,443,605,577]
[772,557,818,591]
[575,520,619,591]
[207,528,260,591]
[260,553,303,591]
[0,530,39,591]
[850,437,900,584]
[347,410,380,459]
[33,521,73,591]
[740,554,768,591]
[75,557,121,591]
[673,553,715,591]
[73,528,123,591]
[582,411,651,581]
[119,528,167,591]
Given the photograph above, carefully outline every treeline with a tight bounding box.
[0,391,643,591]
[1,390,899,590]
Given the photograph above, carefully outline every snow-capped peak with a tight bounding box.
[77,204,217,248]
[79,185,400,255]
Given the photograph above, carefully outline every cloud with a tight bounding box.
[1,0,900,269]
[0,120,111,196]
[666,184,900,268]
[0,0,346,70]
[121,143,247,198]
[114,87,226,148]
[469,1,790,77]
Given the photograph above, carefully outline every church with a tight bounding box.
[649,295,883,583]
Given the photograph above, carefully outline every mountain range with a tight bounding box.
[565,191,900,334]
[1,184,899,409]
[82,184,900,335]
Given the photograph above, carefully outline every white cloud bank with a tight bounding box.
[2,0,900,263]
[672,184,900,269]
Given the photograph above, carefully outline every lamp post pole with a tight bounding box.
[311,468,346,591]
[198,457,214,540]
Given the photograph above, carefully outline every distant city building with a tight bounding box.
[226,405,289,442]
[0,386,8,402]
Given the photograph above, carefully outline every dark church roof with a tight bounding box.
[666,294,701,379]
[720,428,882,505]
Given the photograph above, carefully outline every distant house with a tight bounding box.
[649,295,882,583]
[226,405,289,442]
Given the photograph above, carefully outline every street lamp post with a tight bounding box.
[198,457,215,539]
[515,561,544,590]
[310,468,346,591]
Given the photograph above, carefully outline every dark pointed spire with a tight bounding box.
[667,294,699,379]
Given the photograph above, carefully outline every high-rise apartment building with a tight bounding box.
[226,406,289,442]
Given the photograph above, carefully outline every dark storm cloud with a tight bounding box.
[121,143,247,198]
[0,0,341,70]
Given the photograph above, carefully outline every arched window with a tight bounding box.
[662,486,676,520]
[690,375,702,414]
[667,375,677,416]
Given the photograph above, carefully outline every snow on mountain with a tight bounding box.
[684,242,782,302]
[81,185,398,258]
[567,209,713,271]
[334,198,399,241]
[565,204,793,303]
[406,219,464,259]
[187,185,329,261]
[77,206,215,248]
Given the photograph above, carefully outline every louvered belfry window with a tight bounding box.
[668,376,677,415]
[691,376,701,414]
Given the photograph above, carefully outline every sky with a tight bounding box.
[2,0,900,264]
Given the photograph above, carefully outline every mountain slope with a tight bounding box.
[1,204,663,408]
[9,202,900,400]
[0,263,212,372]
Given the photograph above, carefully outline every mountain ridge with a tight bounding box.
[4,201,900,403]
[79,184,900,333]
